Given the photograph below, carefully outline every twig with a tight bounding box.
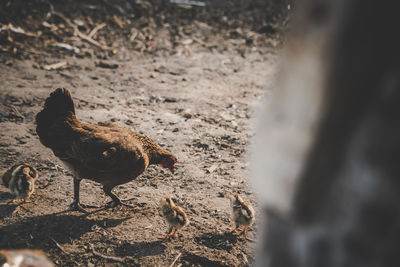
[246,237,256,243]
[43,61,67,71]
[169,252,182,267]
[53,11,114,52]
[2,23,39,37]
[49,236,71,255]
[90,244,125,263]
[88,22,107,39]
[112,16,124,29]
[73,97,113,108]
[10,106,24,119]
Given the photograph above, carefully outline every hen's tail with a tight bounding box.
[36,88,75,138]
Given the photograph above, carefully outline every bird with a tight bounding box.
[35,88,178,212]
[2,164,38,203]
[159,196,189,240]
[231,193,255,234]
[0,249,54,267]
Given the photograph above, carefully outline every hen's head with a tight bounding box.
[160,153,178,174]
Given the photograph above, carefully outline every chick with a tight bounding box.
[231,193,255,234]
[0,249,54,267]
[2,164,38,203]
[159,197,189,239]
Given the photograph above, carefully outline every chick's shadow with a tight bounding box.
[195,232,238,251]
[0,191,20,218]
[115,240,166,258]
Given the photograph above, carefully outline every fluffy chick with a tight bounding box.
[231,193,255,234]
[0,249,54,267]
[2,164,38,203]
[159,197,189,240]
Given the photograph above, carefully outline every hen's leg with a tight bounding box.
[103,185,134,208]
[70,178,87,213]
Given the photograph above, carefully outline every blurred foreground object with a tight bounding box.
[251,0,400,266]
[0,249,54,267]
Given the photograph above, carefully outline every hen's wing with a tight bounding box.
[64,122,147,174]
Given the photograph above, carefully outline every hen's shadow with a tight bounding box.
[0,203,19,218]
[0,212,130,249]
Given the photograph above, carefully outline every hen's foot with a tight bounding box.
[69,201,88,213]
[107,199,135,209]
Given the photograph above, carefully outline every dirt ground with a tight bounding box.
[0,1,287,266]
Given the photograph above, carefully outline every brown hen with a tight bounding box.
[36,88,177,212]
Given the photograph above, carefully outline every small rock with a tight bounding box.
[96,61,119,69]
[154,65,168,73]
[183,113,193,119]
[56,43,80,54]
[164,97,178,103]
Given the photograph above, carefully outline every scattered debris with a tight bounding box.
[42,21,58,31]
[96,61,119,69]
[183,112,193,119]
[49,236,71,255]
[90,244,125,263]
[169,252,182,267]
[206,164,219,174]
[0,23,39,37]
[112,16,124,29]
[246,237,257,243]
[55,43,80,54]
[43,61,67,71]
[169,0,206,7]
[52,11,115,53]
[88,22,107,38]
